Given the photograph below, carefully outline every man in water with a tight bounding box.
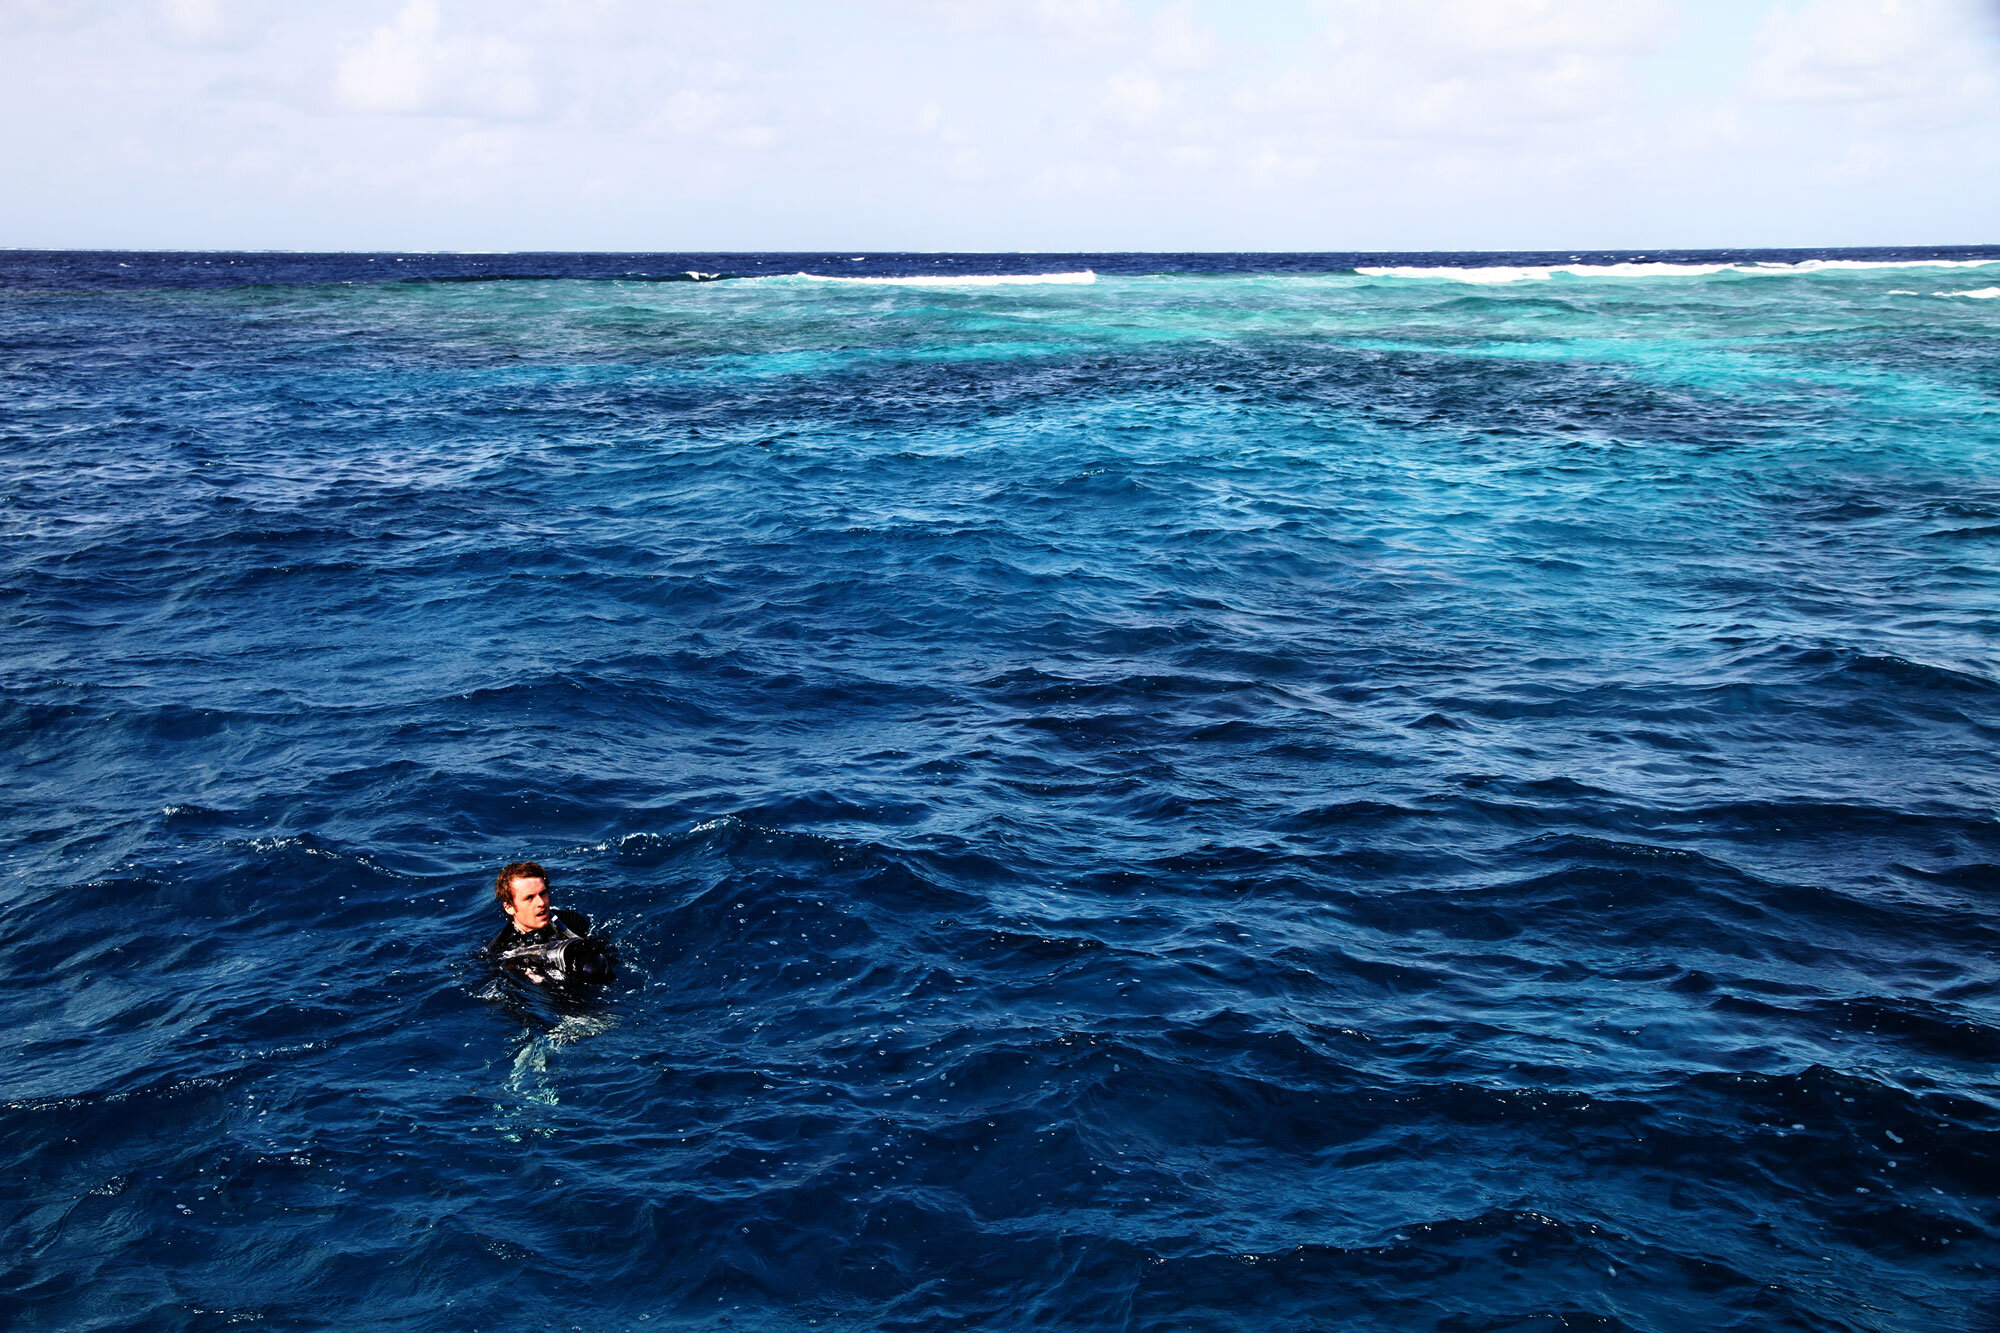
[487,860,614,984]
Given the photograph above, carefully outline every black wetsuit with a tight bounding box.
[486,907,593,959]
[484,908,614,1026]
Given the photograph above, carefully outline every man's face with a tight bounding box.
[504,876,551,931]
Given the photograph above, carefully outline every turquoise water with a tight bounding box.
[5,251,2000,1331]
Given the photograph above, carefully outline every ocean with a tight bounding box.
[5,248,1999,1332]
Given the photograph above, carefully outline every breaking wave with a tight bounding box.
[780,270,1098,287]
[1358,257,2000,283]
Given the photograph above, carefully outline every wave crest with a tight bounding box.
[778,270,1097,287]
[1358,257,2000,284]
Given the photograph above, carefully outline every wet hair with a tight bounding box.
[494,860,549,913]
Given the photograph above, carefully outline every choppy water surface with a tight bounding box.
[5,249,2000,1332]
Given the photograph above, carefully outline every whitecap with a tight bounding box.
[780,270,1097,287]
[1357,262,1733,283]
[1942,286,2000,299]
[687,815,741,834]
[1788,258,1999,272]
[1357,258,2000,284]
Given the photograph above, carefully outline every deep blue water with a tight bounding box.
[6,248,2000,1332]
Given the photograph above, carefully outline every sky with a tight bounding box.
[2,0,1997,251]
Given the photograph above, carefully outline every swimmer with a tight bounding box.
[487,860,616,985]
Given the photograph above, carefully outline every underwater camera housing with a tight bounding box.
[500,935,618,986]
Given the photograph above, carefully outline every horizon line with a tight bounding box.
[6,242,2000,257]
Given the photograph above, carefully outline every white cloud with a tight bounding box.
[1105,69,1167,121]
[157,0,271,49]
[1749,0,1999,121]
[1294,0,1677,142]
[0,0,109,33]
[639,87,724,139]
[334,1,440,114]
[1031,0,1131,42]
[1395,0,1668,57]
[1149,1,1214,69]
[334,0,542,119]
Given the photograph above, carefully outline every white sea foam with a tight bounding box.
[1357,262,1729,283]
[1357,258,2000,284]
[1944,286,2000,299]
[784,270,1097,287]
[1788,258,2000,272]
